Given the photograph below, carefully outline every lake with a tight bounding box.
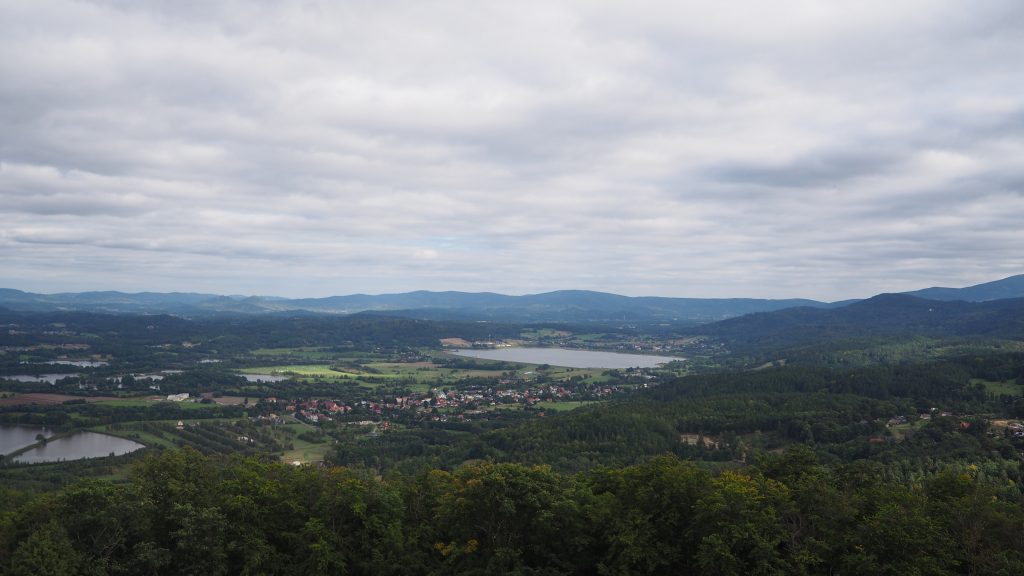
[0,424,54,455]
[46,360,109,367]
[11,431,145,464]
[451,347,681,369]
[2,373,80,384]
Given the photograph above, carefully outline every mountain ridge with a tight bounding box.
[902,274,1024,301]
[0,287,832,323]
[688,293,1024,355]
[2,273,1022,323]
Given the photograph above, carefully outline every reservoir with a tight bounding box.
[450,348,681,369]
[2,374,80,384]
[0,424,55,455]
[46,360,109,367]
[11,431,145,464]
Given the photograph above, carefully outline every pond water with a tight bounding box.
[451,347,681,369]
[11,431,145,464]
[46,360,108,367]
[2,374,80,384]
[0,424,54,455]
[125,373,164,381]
[241,374,290,383]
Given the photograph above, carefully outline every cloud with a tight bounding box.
[1,0,1023,300]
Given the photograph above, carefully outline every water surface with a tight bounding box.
[0,424,54,455]
[12,431,144,464]
[451,348,681,369]
[2,374,80,384]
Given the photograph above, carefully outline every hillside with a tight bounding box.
[904,274,1024,301]
[689,294,1024,356]
[0,288,829,323]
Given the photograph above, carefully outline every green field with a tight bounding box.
[973,378,1022,396]
[241,364,364,378]
[244,361,511,385]
[92,425,179,449]
[250,348,391,362]
[279,421,335,464]
[251,347,336,359]
[93,417,331,463]
[888,419,929,440]
[534,400,602,412]
[572,333,609,342]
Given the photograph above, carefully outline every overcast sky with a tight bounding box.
[2,0,1023,300]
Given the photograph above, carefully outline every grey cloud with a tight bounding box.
[2,1,1024,300]
[706,148,907,189]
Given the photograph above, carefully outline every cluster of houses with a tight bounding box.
[881,411,1024,439]
[258,380,626,426]
[886,410,960,428]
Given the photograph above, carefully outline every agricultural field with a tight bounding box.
[519,328,573,339]
[250,347,339,360]
[240,364,365,378]
[249,347,391,362]
[242,359,522,385]
[92,398,223,410]
[93,417,325,463]
[278,421,335,464]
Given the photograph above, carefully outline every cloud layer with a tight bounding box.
[2,0,1023,300]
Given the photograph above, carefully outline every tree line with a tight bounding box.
[2,447,1023,575]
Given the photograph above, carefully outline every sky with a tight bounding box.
[2,0,1023,301]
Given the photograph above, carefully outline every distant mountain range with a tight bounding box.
[0,288,826,323]
[1,274,1021,324]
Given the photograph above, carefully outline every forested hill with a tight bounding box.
[0,287,829,323]
[4,273,1023,322]
[335,351,1024,473]
[688,294,1024,355]
[904,273,1024,301]
[7,353,1024,574]
[0,309,521,353]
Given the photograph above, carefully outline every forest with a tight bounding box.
[3,447,1023,575]
[1,301,1024,574]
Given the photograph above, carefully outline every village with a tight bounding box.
[259,379,629,427]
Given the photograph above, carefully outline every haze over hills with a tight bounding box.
[1,274,1022,323]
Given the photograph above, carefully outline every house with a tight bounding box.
[166,393,189,402]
